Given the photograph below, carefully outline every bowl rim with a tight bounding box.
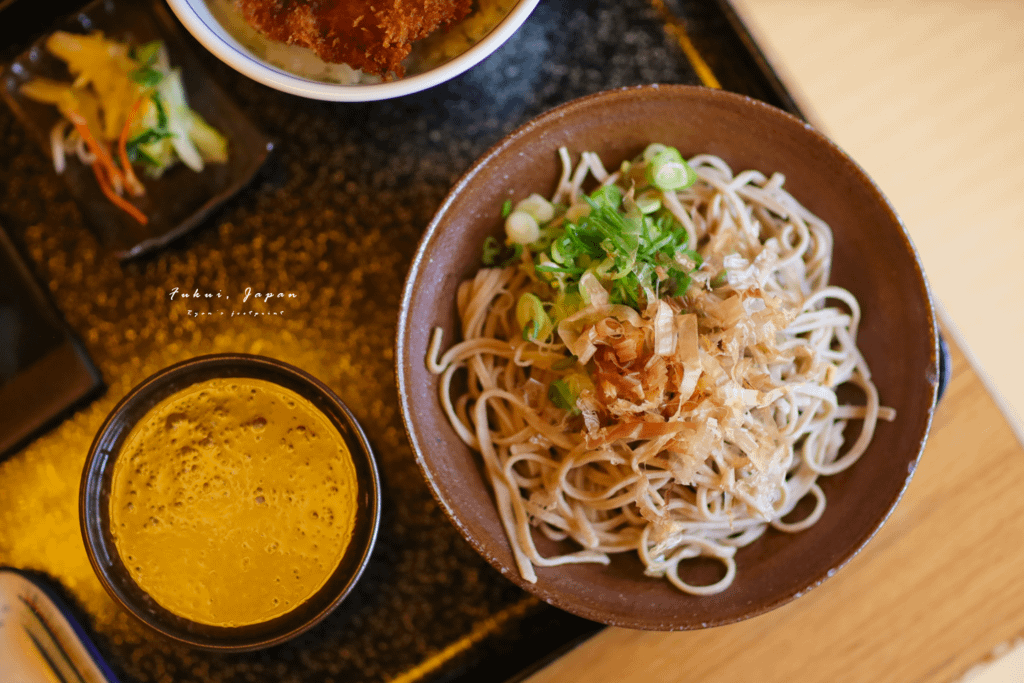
[396,83,940,630]
[163,0,541,102]
[79,353,381,651]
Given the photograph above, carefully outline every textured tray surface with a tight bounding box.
[0,1,796,681]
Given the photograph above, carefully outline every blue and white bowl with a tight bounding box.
[165,0,540,101]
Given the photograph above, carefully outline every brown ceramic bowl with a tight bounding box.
[396,85,940,630]
[81,354,380,651]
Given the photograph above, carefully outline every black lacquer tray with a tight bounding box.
[0,2,852,682]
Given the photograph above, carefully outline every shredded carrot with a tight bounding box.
[65,109,124,188]
[65,108,147,224]
[90,160,148,225]
[118,98,146,197]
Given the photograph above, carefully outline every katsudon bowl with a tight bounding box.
[164,0,540,101]
[396,84,940,630]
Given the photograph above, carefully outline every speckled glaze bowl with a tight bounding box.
[80,354,381,651]
[396,84,940,630]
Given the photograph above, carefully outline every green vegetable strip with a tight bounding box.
[128,66,163,87]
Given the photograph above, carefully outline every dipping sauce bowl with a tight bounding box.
[80,354,380,651]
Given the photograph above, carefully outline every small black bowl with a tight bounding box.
[80,354,380,651]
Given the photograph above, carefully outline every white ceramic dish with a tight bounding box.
[164,0,540,101]
[0,568,120,683]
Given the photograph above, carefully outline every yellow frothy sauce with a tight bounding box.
[109,377,358,627]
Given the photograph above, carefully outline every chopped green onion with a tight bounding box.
[494,144,703,312]
[516,193,555,222]
[505,210,540,245]
[481,235,502,265]
[535,262,586,276]
[670,273,692,296]
[711,270,729,288]
[549,374,593,414]
[610,274,641,309]
[501,199,513,218]
[680,248,702,266]
[646,146,696,191]
[642,143,669,162]
[482,237,523,267]
[548,291,583,324]
[589,184,622,211]
[548,378,579,414]
[635,190,661,214]
[551,356,577,371]
[516,293,552,342]
[501,243,524,267]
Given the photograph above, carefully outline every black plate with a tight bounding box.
[0,223,102,459]
[0,0,273,259]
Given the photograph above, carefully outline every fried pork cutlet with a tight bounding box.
[235,0,474,79]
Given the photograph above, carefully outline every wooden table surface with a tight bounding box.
[525,323,1023,682]
[727,0,1024,437]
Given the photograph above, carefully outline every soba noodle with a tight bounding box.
[428,146,895,595]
